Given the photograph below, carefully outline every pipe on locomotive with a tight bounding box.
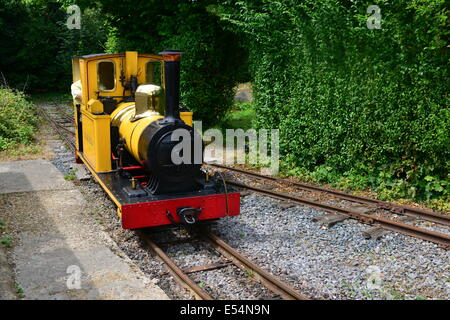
[159,50,184,123]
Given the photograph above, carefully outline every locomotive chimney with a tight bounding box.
[159,50,184,124]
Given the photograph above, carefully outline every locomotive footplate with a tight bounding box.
[85,163,240,229]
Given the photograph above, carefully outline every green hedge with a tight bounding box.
[0,88,38,150]
[218,0,449,201]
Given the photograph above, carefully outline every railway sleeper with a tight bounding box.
[278,201,295,210]
[183,261,232,274]
[362,216,416,240]
[312,213,349,229]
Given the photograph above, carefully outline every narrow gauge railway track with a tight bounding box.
[209,164,450,227]
[138,228,309,300]
[39,105,309,300]
[224,179,450,250]
[37,105,76,152]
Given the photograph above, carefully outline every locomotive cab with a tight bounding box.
[72,51,240,229]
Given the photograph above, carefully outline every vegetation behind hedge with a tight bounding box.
[0,0,248,127]
[218,0,449,202]
[0,0,107,91]
[94,0,249,127]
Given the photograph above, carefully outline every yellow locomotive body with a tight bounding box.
[73,51,192,173]
[72,51,239,229]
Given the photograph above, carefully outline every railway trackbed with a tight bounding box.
[37,104,77,152]
[138,227,309,300]
[208,164,450,250]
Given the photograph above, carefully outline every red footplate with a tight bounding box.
[121,192,240,229]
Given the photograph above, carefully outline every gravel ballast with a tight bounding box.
[211,193,449,300]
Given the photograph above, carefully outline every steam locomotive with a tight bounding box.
[72,50,240,229]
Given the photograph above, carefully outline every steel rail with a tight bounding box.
[138,231,213,300]
[53,120,76,136]
[37,106,76,152]
[209,163,450,226]
[140,229,309,300]
[200,228,310,300]
[226,180,450,250]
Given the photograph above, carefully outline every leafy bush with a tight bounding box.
[218,0,449,202]
[0,88,38,150]
[0,1,107,91]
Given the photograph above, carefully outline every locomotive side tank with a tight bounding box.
[72,50,240,229]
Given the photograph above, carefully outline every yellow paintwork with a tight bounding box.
[88,58,120,100]
[72,51,193,174]
[73,51,164,105]
[87,99,104,114]
[126,51,138,79]
[81,110,111,172]
[137,54,164,87]
[181,111,193,126]
[79,59,88,106]
[111,102,163,161]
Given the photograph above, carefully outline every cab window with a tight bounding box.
[146,61,162,86]
[98,61,115,91]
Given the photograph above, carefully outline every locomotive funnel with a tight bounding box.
[159,49,184,124]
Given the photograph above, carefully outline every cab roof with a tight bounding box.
[72,53,123,59]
